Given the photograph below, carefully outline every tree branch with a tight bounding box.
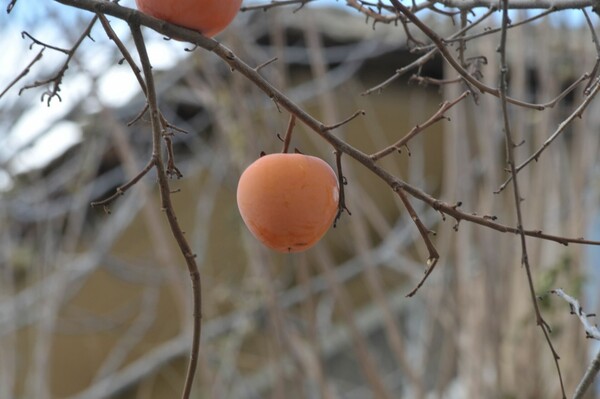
[0,48,44,100]
[129,22,202,399]
[573,350,600,399]
[370,91,469,161]
[389,0,576,110]
[496,77,600,193]
[362,6,496,95]
[497,0,565,396]
[551,288,600,399]
[439,0,597,9]
[19,16,98,105]
[551,288,600,341]
[90,157,156,211]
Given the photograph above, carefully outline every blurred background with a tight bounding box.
[1,1,600,398]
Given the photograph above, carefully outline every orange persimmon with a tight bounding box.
[134,0,242,38]
[237,153,339,253]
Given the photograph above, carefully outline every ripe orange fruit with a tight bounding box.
[135,0,242,38]
[237,153,339,253]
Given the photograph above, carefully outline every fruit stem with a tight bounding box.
[281,114,296,153]
[334,150,351,227]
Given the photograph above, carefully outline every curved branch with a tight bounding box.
[390,0,579,110]
[362,6,496,95]
[439,0,597,9]
[496,77,600,193]
[129,22,202,399]
[19,16,98,105]
[0,48,44,100]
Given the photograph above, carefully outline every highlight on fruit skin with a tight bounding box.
[236,153,340,253]
[134,0,243,38]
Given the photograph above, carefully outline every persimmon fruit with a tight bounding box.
[134,0,242,38]
[237,153,339,253]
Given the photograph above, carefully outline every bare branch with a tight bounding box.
[440,0,596,9]
[573,349,600,399]
[363,6,496,95]
[496,77,600,193]
[437,7,558,49]
[323,109,365,131]
[582,8,600,95]
[129,22,202,399]
[255,56,279,72]
[395,187,439,297]
[7,0,18,13]
[0,48,44,100]
[281,114,296,153]
[497,0,565,396]
[97,13,146,93]
[409,74,462,86]
[19,16,98,105]
[551,289,600,341]
[334,150,351,227]
[389,0,575,110]
[240,0,315,12]
[90,157,156,210]
[370,91,469,161]
[21,31,70,54]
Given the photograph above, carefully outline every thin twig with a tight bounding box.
[390,0,559,110]
[100,11,186,180]
[540,72,590,109]
[334,150,351,227]
[497,1,566,397]
[19,16,98,105]
[97,13,146,94]
[281,114,296,153]
[7,0,18,13]
[582,8,600,95]
[433,7,558,49]
[240,0,315,12]
[344,0,403,25]
[21,31,70,54]
[496,78,600,193]
[128,103,149,126]
[440,0,596,9]
[370,91,469,161]
[345,0,441,27]
[90,158,156,210]
[164,134,183,179]
[0,48,44,100]
[409,75,462,86]
[362,7,496,95]
[395,188,439,297]
[323,109,365,131]
[255,56,279,72]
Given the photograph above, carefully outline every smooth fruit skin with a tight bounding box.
[135,0,242,38]
[237,154,339,253]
